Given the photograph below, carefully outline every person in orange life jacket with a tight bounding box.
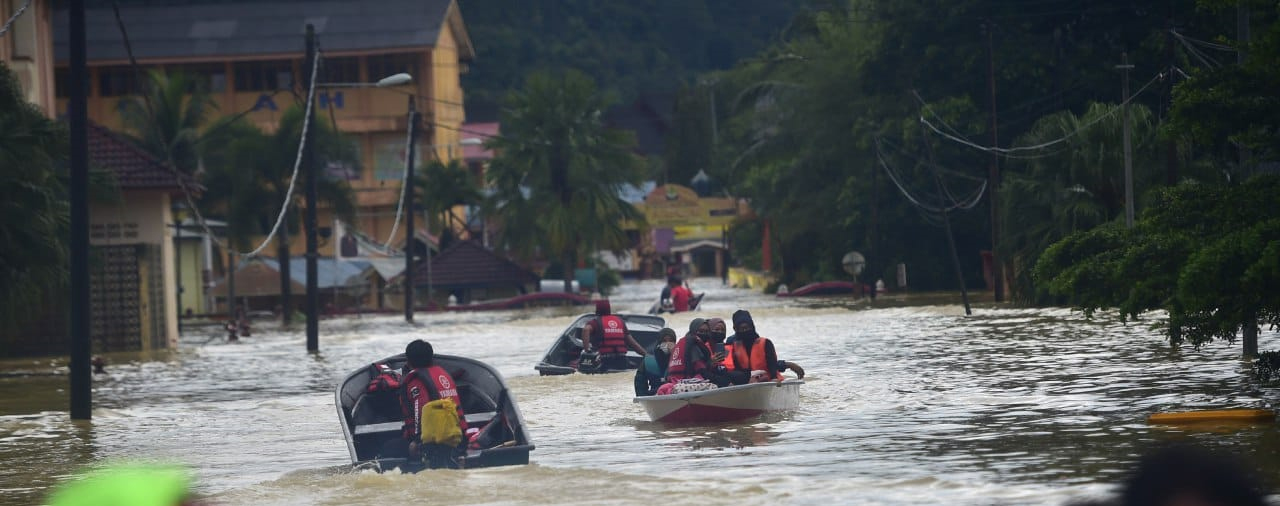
[580,300,648,370]
[398,339,467,468]
[706,317,750,385]
[723,310,805,384]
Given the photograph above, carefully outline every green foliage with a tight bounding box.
[119,69,218,173]
[485,70,647,290]
[1253,350,1280,382]
[0,63,70,328]
[416,158,482,234]
[1035,175,1280,348]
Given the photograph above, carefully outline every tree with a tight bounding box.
[119,69,217,173]
[485,70,647,292]
[199,107,358,321]
[998,103,1164,303]
[1034,175,1280,356]
[0,63,70,328]
[416,158,483,250]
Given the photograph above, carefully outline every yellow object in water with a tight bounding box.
[1147,408,1276,424]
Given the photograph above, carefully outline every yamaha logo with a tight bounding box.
[607,320,619,328]
[438,375,452,389]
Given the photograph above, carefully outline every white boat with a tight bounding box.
[634,379,804,423]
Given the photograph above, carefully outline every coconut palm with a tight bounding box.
[998,102,1162,302]
[485,70,647,292]
[119,69,218,173]
[199,107,358,323]
[416,158,483,249]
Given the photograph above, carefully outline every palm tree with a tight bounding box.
[416,158,483,250]
[485,70,647,292]
[119,69,218,173]
[0,63,70,330]
[998,102,1162,302]
[199,107,358,322]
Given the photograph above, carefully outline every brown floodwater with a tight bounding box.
[2,279,1278,505]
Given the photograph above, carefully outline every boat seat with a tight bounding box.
[352,412,498,437]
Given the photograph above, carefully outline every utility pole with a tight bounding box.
[1117,52,1135,228]
[985,21,1004,302]
[227,251,236,335]
[69,0,91,420]
[303,23,319,352]
[404,96,418,322]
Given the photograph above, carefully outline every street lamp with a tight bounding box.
[304,21,415,348]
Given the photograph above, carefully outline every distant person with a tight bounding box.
[669,277,693,313]
[723,310,804,384]
[394,339,467,469]
[91,356,106,375]
[580,300,648,371]
[634,328,677,396]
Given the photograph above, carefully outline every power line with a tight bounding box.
[920,70,1164,155]
[0,0,30,37]
[381,107,414,250]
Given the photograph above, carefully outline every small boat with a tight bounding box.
[447,292,590,311]
[534,313,666,375]
[776,281,862,297]
[336,354,535,472]
[1148,408,1276,425]
[634,379,804,423]
[647,292,705,315]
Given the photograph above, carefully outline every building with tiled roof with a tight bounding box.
[410,240,539,304]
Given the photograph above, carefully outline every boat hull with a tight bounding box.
[634,380,803,423]
[534,313,666,375]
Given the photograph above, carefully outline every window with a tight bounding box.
[98,66,142,97]
[233,60,294,92]
[171,63,227,93]
[323,57,359,84]
[367,53,419,83]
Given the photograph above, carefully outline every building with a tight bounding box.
[632,184,740,279]
[1,0,55,116]
[52,0,475,261]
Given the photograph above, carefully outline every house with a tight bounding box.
[207,257,378,314]
[631,183,741,279]
[406,240,538,306]
[52,0,476,263]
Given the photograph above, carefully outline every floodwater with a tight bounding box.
[2,279,1278,505]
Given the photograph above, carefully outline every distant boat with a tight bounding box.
[634,380,804,423]
[647,292,705,314]
[535,313,667,375]
[447,292,590,311]
[335,354,535,473]
[776,281,862,297]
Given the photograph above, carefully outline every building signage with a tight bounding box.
[253,91,344,111]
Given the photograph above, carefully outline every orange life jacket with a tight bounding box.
[725,336,783,380]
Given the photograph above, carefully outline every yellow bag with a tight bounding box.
[420,398,462,446]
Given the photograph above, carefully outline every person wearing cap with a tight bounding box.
[581,299,648,371]
[634,327,678,396]
[723,310,804,384]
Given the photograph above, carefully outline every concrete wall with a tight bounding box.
[90,190,178,347]
[1,0,56,117]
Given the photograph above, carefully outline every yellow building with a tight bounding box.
[52,0,475,260]
[2,0,56,116]
[633,184,741,278]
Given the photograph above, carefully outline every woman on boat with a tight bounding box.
[634,328,677,396]
[661,318,735,393]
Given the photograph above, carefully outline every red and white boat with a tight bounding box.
[634,380,804,423]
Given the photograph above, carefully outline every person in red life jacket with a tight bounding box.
[722,310,804,385]
[664,318,735,387]
[580,300,648,371]
[398,339,467,469]
[669,278,693,312]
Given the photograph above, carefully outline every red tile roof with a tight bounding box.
[87,122,198,191]
[412,240,539,289]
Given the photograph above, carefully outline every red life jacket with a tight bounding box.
[401,365,468,440]
[592,315,629,355]
[665,336,709,382]
[728,336,783,380]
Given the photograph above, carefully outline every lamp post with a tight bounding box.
[302,21,413,344]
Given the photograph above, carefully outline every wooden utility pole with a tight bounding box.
[303,24,319,351]
[1117,52,1135,229]
[69,0,91,420]
[985,22,1004,302]
[404,97,418,321]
